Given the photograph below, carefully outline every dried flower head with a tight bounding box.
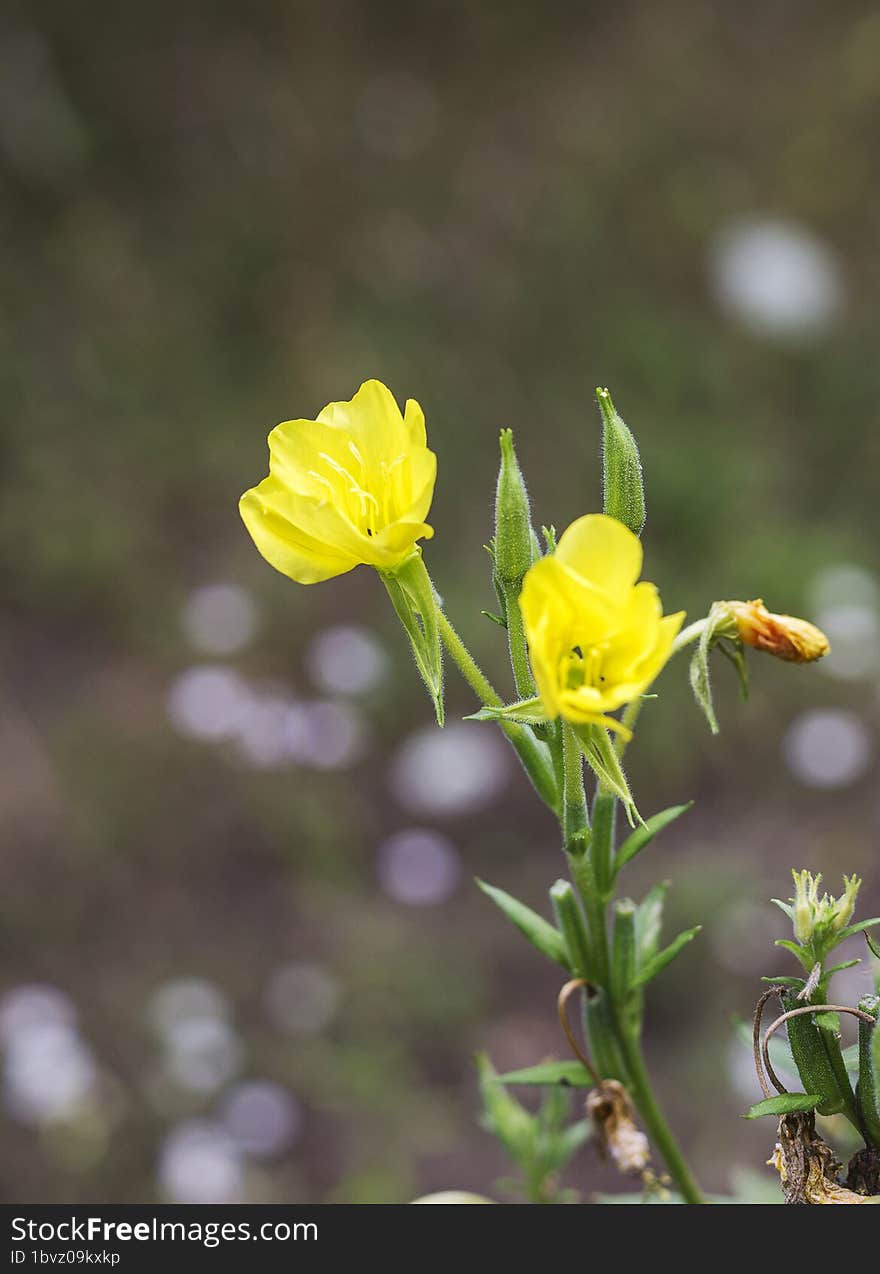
[720,599,829,663]
[586,1080,651,1176]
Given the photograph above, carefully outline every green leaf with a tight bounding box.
[615,803,692,872]
[634,881,669,966]
[632,925,701,987]
[476,879,569,969]
[835,917,880,944]
[597,387,645,536]
[826,959,861,976]
[761,976,804,988]
[744,1093,822,1119]
[496,1061,594,1088]
[466,697,548,725]
[774,939,814,971]
[867,931,880,961]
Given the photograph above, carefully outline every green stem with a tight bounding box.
[437,610,558,812]
[503,585,537,701]
[615,1025,705,1204]
[561,722,589,851]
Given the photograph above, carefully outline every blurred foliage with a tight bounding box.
[1,0,879,1203]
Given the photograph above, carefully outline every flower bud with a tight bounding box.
[792,869,820,945]
[720,599,829,663]
[829,874,861,934]
[597,387,646,537]
[493,428,535,588]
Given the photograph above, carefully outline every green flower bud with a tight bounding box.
[792,869,820,945]
[829,874,861,934]
[494,428,535,588]
[597,387,646,537]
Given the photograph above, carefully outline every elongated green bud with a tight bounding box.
[494,429,534,586]
[857,994,880,1148]
[611,899,637,1007]
[494,429,538,699]
[781,993,847,1119]
[550,879,594,981]
[597,387,646,537]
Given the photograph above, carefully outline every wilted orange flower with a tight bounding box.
[721,599,829,663]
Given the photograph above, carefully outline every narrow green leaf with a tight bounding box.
[496,1061,594,1088]
[615,802,692,872]
[635,881,669,967]
[476,879,568,969]
[867,931,880,961]
[774,939,814,971]
[835,917,880,944]
[826,959,860,976]
[466,697,548,725]
[744,1094,822,1119]
[761,976,804,988]
[632,925,701,987]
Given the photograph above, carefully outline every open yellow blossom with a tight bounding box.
[240,380,436,583]
[519,515,684,731]
[720,599,829,663]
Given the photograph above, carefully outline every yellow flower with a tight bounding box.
[721,599,829,663]
[239,380,436,583]
[519,514,684,731]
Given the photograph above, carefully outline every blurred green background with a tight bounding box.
[1,0,879,1203]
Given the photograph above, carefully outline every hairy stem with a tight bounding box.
[437,610,558,812]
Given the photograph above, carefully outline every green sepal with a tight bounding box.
[770,898,794,921]
[381,550,444,726]
[632,926,701,988]
[615,802,692,873]
[496,1061,594,1088]
[572,724,639,825]
[597,387,646,537]
[744,1094,822,1120]
[476,879,569,969]
[466,697,548,725]
[689,616,719,735]
[687,603,741,735]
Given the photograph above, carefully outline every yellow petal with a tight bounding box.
[239,487,358,584]
[318,379,408,457]
[404,397,427,448]
[554,514,643,601]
